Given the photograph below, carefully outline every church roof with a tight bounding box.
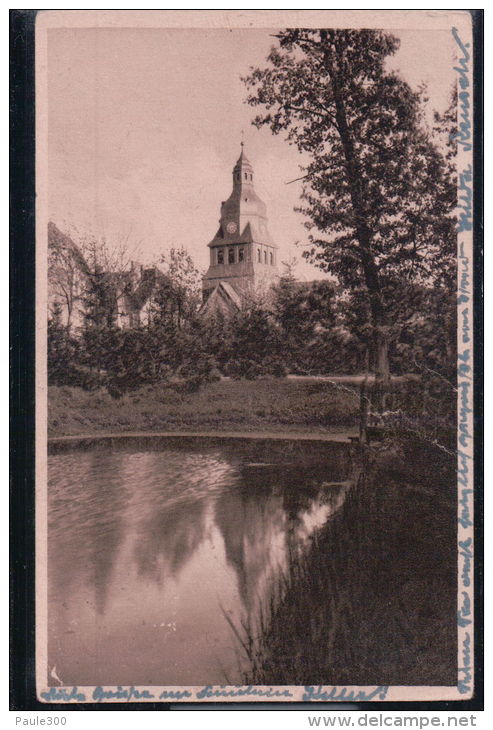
[207,143,276,248]
[200,281,243,316]
[209,219,265,246]
[233,145,253,172]
[219,281,243,309]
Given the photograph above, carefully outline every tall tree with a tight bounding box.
[430,87,458,292]
[272,275,341,373]
[244,29,455,383]
[75,232,134,374]
[154,247,202,329]
[47,301,80,385]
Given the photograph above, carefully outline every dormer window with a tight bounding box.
[217,249,224,265]
[239,248,244,262]
[228,248,235,264]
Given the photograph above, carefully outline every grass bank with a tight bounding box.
[48,378,360,438]
[240,440,457,686]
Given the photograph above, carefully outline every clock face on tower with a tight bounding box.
[226,221,237,234]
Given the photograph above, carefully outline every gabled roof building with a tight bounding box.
[48,222,167,331]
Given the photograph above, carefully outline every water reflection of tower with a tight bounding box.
[133,497,207,585]
[213,459,353,622]
[214,481,287,617]
[129,451,230,585]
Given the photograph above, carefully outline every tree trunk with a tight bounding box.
[359,377,368,443]
[373,329,390,415]
[374,331,390,385]
[322,31,391,389]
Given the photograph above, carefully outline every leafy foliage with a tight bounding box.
[48,232,215,396]
[243,29,457,381]
[47,303,81,386]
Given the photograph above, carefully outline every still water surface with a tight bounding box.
[48,439,352,686]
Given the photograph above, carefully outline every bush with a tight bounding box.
[76,369,106,392]
[264,356,288,378]
[208,366,222,383]
[223,358,265,380]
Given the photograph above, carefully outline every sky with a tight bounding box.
[47,26,456,280]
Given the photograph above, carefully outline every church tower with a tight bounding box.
[202,144,279,310]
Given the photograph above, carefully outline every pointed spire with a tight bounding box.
[233,135,253,176]
[237,134,246,164]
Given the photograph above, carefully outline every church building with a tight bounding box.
[202,144,279,315]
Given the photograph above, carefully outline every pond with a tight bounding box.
[47,437,354,687]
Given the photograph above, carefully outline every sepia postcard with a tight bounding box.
[33,9,477,705]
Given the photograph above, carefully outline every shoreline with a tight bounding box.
[48,427,358,446]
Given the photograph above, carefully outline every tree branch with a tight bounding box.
[283,103,338,129]
[286,173,313,185]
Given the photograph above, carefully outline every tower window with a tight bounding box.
[228,248,235,264]
[257,248,261,263]
[239,248,244,262]
[217,249,224,265]
[270,252,274,265]
[264,250,267,264]
[245,172,248,180]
